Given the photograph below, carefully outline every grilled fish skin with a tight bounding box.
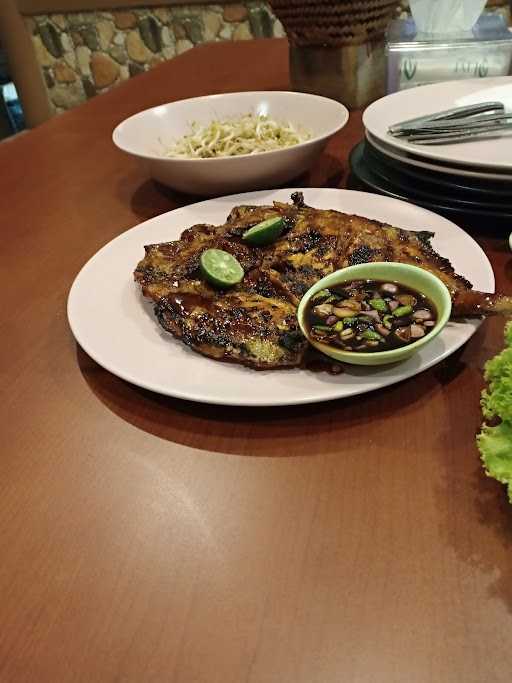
[134,222,261,302]
[135,217,308,369]
[327,205,511,317]
[287,192,512,317]
[450,290,512,317]
[338,216,473,297]
[231,201,349,305]
[135,193,511,370]
[155,284,305,370]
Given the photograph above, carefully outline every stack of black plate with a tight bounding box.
[349,137,512,221]
[349,78,512,224]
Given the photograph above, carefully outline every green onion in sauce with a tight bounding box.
[306,280,437,353]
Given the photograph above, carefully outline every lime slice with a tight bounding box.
[200,248,244,288]
[242,216,284,246]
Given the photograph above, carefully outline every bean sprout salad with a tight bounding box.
[162,114,311,159]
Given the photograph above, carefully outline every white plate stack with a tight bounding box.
[349,76,512,222]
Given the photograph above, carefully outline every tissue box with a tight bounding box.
[386,13,512,93]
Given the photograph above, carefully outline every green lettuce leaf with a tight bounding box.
[477,321,512,502]
[477,422,512,502]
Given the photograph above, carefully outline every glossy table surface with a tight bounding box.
[2,38,512,683]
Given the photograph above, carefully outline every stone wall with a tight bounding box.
[27,3,283,114]
[27,0,511,115]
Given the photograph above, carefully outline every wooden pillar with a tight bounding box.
[0,0,52,127]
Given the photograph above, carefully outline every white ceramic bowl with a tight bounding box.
[112,91,349,196]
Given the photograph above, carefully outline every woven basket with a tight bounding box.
[269,0,400,46]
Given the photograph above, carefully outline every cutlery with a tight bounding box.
[388,101,512,144]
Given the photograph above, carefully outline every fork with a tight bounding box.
[388,101,512,145]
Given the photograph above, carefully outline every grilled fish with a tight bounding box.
[135,219,307,369]
[155,280,304,369]
[135,192,511,369]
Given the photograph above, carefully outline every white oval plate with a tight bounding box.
[364,77,512,172]
[67,188,494,407]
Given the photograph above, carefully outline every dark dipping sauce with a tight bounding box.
[306,279,438,353]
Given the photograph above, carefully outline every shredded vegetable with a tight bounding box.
[163,114,311,159]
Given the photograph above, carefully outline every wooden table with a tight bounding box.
[2,38,512,683]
